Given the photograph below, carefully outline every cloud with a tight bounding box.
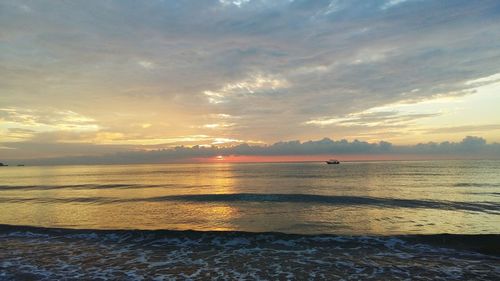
[203,73,289,104]
[404,136,491,154]
[0,0,499,149]
[137,60,155,69]
[381,0,412,10]
[305,111,439,127]
[202,123,236,129]
[0,108,100,141]
[3,136,499,165]
[0,108,97,128]
[422,124,500,134]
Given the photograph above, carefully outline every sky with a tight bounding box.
[1,0,500,163]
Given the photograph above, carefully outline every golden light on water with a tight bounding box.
[1,162,499,234]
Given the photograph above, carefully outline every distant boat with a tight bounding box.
[326,159,340,164]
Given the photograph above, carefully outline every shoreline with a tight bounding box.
[1,224,499,256]
[2,224,499,280]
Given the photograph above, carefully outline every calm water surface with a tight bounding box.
[0,160,499,235]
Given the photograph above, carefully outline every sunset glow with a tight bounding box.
[1,2,500,279]
[1,0,500,164]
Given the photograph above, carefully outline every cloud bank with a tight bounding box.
[4,136,499,165]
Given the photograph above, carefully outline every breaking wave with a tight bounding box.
[0,224,498,280]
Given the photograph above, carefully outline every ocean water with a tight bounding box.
[1,160,499,279]
[1,160,499,234]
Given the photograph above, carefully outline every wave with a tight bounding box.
[468,192,500,197]
[0,183,195,190]
[453,182,500,188]
[2,193,499,214]
[0,224,499,255]
[0,224,498,280]
[3,181,498,191]
[150,193,500,214]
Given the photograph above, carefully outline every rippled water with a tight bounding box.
[1,161,500,280]
[1,160,499,235]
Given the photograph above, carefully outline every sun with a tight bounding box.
[216,155,224,161]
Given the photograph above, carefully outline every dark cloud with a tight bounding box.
[3,136,499,165]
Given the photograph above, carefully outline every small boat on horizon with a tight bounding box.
[326,159,340,164]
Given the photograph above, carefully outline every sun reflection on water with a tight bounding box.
[0,161,499,234]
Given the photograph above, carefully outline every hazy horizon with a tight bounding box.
[2,135,500,165]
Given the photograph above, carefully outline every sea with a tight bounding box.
[0,160,499,280]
